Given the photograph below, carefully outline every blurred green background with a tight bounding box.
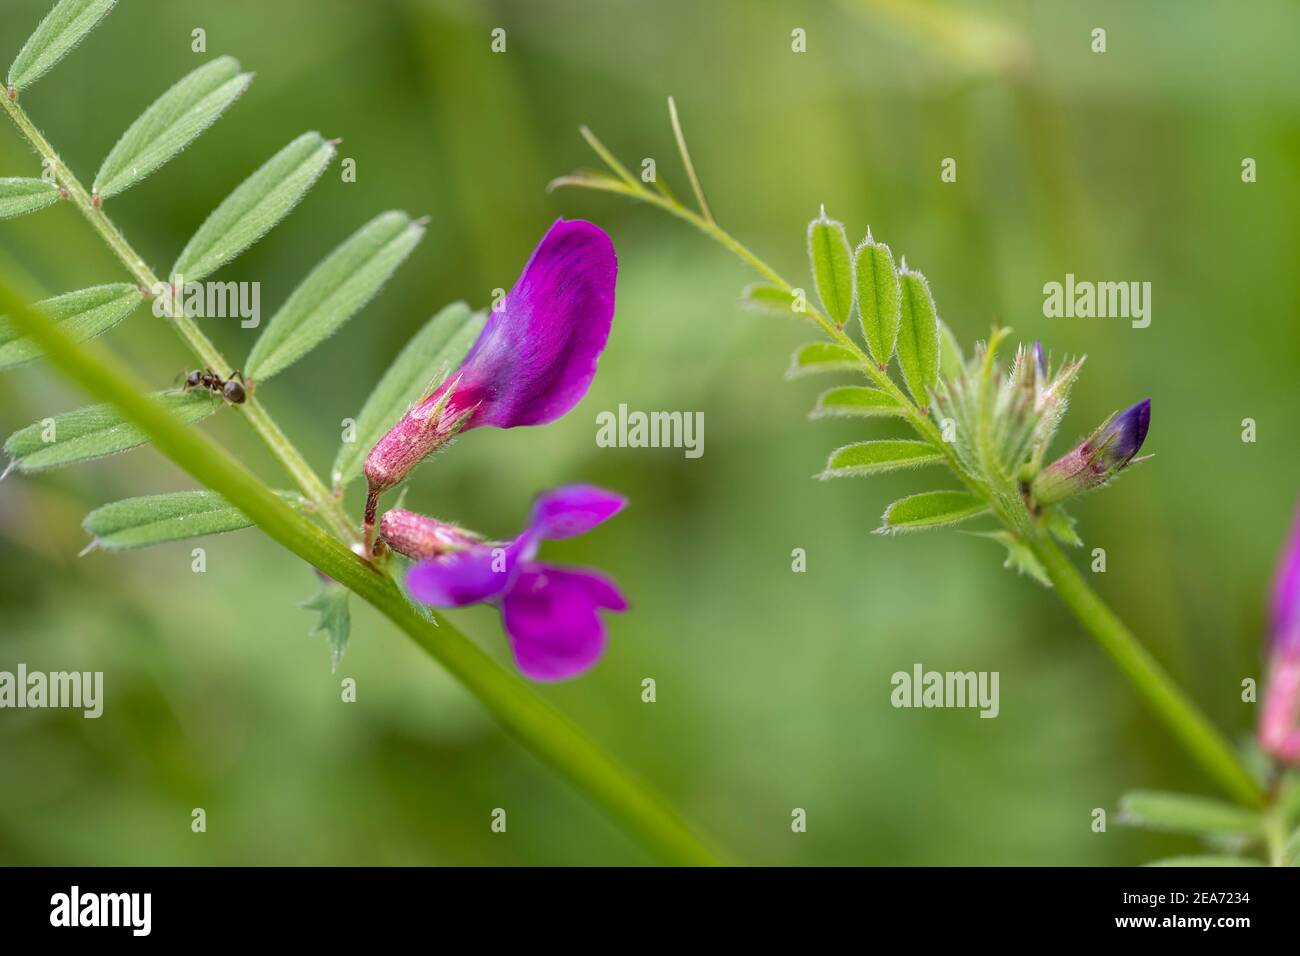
[1,0,1297,865]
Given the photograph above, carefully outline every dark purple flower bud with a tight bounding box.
[1032,341,1046,379]
[404,485,628,681]
[1106,398,1151,463]
[1031,398,1151,507]
[1260,502,1300,765]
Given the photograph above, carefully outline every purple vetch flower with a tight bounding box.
[1031,398,1151,507]
[1260,502,1300,765]
[384,485,629,681]
[362,218,617,541]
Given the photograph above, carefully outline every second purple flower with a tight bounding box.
[381,485,629,682]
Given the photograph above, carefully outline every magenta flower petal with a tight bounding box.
[406,543,522,608]
[1260,498,1300,765]
[501,563,628,681]
[450,218,617,430]
[362,218,616,496]
[1271,503,1300,653]
[527,484,627,541]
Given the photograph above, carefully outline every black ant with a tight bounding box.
[180,368,249,405]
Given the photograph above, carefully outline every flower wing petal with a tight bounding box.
[528,484,627,541]
[406,544,518,607]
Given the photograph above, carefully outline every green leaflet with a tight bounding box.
[331,301,485,487]
[819,440,942,479]
[171,132,336,282]
[972,530,1051,587]
[810,385,902,419]
[0,283,142,370]
[3,390,216,474]
[82,490,253,551]
[246,211,424,381]
[785,341,859,380]
[7,0,116,92]
[303,581,351,672]
[1120,791,1262,837]
[93,56,253,199]
[896,266,940,407]
[1045,508,1083,547]
[0,177,60,219]
[740,282,807,318]
[937,318,964,383]
[1144,856,1263,867]
[806,208,854,328]
[854,231,900,367]
[878,490,989,534]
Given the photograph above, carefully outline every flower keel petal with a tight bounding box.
[501,564,627,681]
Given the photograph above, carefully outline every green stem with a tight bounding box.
[1263,802,1288,866]
[0,280,722,866]
[1,92,358,544]
[1030,535,1264,807]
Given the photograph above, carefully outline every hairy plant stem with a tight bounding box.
[556,155,1265,807]
[0,280,722,866]
[1030,536,1264,807]
[1,93,358,544]
[1263,800,1289,866]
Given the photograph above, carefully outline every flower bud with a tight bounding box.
[1031,398,1150,507]
[379,508,482,561]
[363,383,466,496]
